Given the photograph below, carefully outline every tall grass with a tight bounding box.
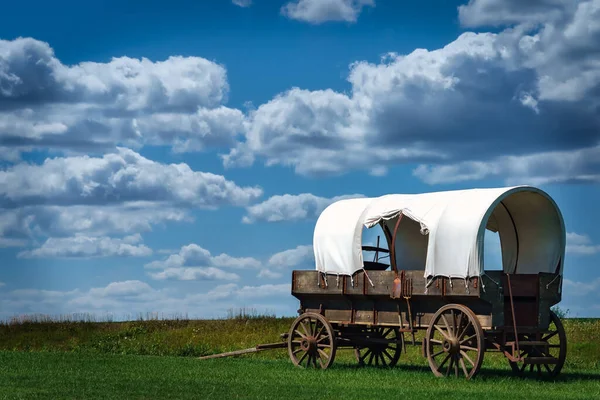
[1,309,598,370]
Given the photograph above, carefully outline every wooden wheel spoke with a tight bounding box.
[360,348,372,363]
[437,353,451,370]
[455,356,459,377]
[446,355,454,376]
[434,325,451,341]
[508,312,566,378]
[383,348,393,361]
[458,321,472,341]
[314,324,325,339]
[316,335,330,344]
[460,357,469,377]
[380,353,388,366]
[298,351,308,365]
[460,334,476,345]
[299,321,311,338]
[427,305,484,380]
[541,331,558,342]
[431,349,445,359]
[460,350,475,367]
[294,330,308,340]
[440,314,452,335]
[288,313,337,370]
[386,343,398,351]
[318,348,329,361]
[520,362,527,373]
[313,320,322,336]
[456,312,464,337]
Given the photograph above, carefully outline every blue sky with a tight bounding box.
[0,0,599,320]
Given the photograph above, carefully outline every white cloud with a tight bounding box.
[563,277,600,297]
[258,269,283,279]
[18,234,153,259]
[458,0,574,28]
[281,0,374,24]
[147,267,240,281]
[268,245,314,268]
[0,148,262,209]
[0,37,241,156]
[412,146,600,185]
[0,238,27,248]
[242,193,364,223]
[236,283,291,298]
[232,0,252,7]
[225,3,600,184]
[145,243,261,270]
[566,232,600,255]
[0,148,262,250]
[88,280,153,297]
[0,280,298,320]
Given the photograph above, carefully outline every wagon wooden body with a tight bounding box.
[285,186,567,379]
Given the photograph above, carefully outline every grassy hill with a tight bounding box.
[1,311,599,370]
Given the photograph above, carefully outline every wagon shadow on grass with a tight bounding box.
[327,363,600,382]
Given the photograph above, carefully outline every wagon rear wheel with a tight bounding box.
[288,313,337,369]
[425,304,485,380]
[508,311,567,378]
[354,326,403,367]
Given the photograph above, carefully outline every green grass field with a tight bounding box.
[1,314,599,399]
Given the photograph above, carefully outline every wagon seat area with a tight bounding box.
[480,189,565,329]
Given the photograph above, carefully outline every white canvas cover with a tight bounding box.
[313,186,565,280]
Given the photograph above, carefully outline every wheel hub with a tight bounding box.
[442,337,460,354]
[300,337,316,352]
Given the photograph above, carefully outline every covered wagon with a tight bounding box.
[287,185,567,379]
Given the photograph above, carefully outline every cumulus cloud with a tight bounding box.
[458,0,574,28]
[18,234,153,259]
[145,243,261,282]
[145,243,261,270]
[225,1,600,184]
[281,0,374,24]
[566,232,600,255]
[563,277,600,297]
[268,245,314,268]
[232,0,252,7]
[0,147,262,209]
[88,280,154,298]
[242,193,364,223]
[257,245,314,280]
[0,148,261,250]
[0,37,241,157]
[1,280,297,320]
[147,267,240,282]
[413,146,600,185]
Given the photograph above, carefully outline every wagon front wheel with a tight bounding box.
[425,304,485,380]
[508,310,567,378]
[288,313,337,369]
